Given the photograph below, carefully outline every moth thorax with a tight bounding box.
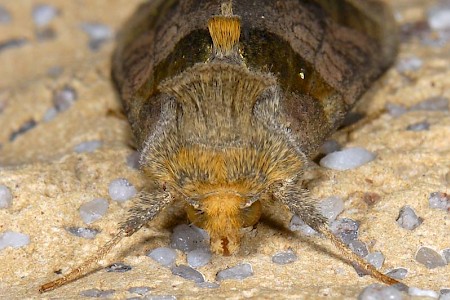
[186,192,262,255]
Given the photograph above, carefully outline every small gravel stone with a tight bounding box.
[80,22,113,51]
[396,56,423,73]
[289,215,317,236]
[320,147,376,171]
[105,262,132,273]
[47,66,64,78]
[36,27,56,41]
[196,282,220,289]
[408,287,439,298]
[358,283,404,300]
[319,196,344,222]
[362,192,381,206]
[170,224,209,252]
[385,268,408,280]
[366,252,385,270]
[0,185,12,208]
[0,38,28,53]
[0,231,30,250]
[349,240,369,258]
[171,265,204,283]
[42,107,58,122]
[443,248,450,264]
[79,288,115,298]
[216,263,253,281]
[128,286,152,295]
[65,227,100,239]
[441,289,450,299]
[320,139,341,154]
[79,198,109,224]
[187,248,212,268]
[32,4,58,27]
[73,140,102,153]
[406,120,430,131]
[53,86,77,112]
[126,151,140,169]
[272,249,298,265]
[428,4,450,30]
[411,96,449,111]
[108,178,137,202]
[9,119,37,141]
[330,218,359,245]
[144,296,176,300]
[385,103,408,117]
[0,5,11,24]
[147,247,177,267]
[396,205,423,230]
[429,192,450,211]
[415,246,447,268]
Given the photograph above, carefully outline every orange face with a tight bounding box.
[186,192,262,255]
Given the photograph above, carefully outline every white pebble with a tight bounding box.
[441,290,450,300]
[320,139,341,154]
[319,196,344,221]
[428,5,450,30]
[396,206,422,230]
[32,4,58,27]
[0,5,11,24]
[79,288,115,298]
[73,140,102,153]
[79,198,109,224]
[358,284,403,300]
[320,147,376,171]
[349,240,368,258]
[272,249,298,265]
[42,107,58,122]
[385,268,408,280]
[365,252,385,270]
[187,248,212,268]
[330,218,359,245]
[108,178,137,202]
[66,227,100,239]
[128,286,152,295]
[0,230,30,250]
[396,56,423,73]
[147,247,177,267]
[443,248,450,264]
[216,263,253,281]
[53,86,77,112]
[411,96,449,111]
[80,23,113,40]
[170,224,209,252]
[415,246,447,269]
[146,296,176,300]
[385,103,407,117]
[196,282,220,289]
[126,151,140,169]
[408,287,439,299]
[428,192,450,211]
[0,185,12,208]
[170,265,204,283]
[289,215,317,236]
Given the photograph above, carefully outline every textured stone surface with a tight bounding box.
[0,0,449,299]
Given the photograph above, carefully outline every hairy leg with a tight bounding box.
[273,180,403,286]
[39,190,173,293]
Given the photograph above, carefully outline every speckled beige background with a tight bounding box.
[0,0,449,299]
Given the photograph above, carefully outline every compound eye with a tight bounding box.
[241,200,262,228]
[186,204,206,227]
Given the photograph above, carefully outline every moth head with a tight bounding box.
[186,192,262,255]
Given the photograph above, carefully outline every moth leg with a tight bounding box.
[273,181,402,286]
[39,190,172,293]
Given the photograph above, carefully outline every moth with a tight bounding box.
[40,0,400,292]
